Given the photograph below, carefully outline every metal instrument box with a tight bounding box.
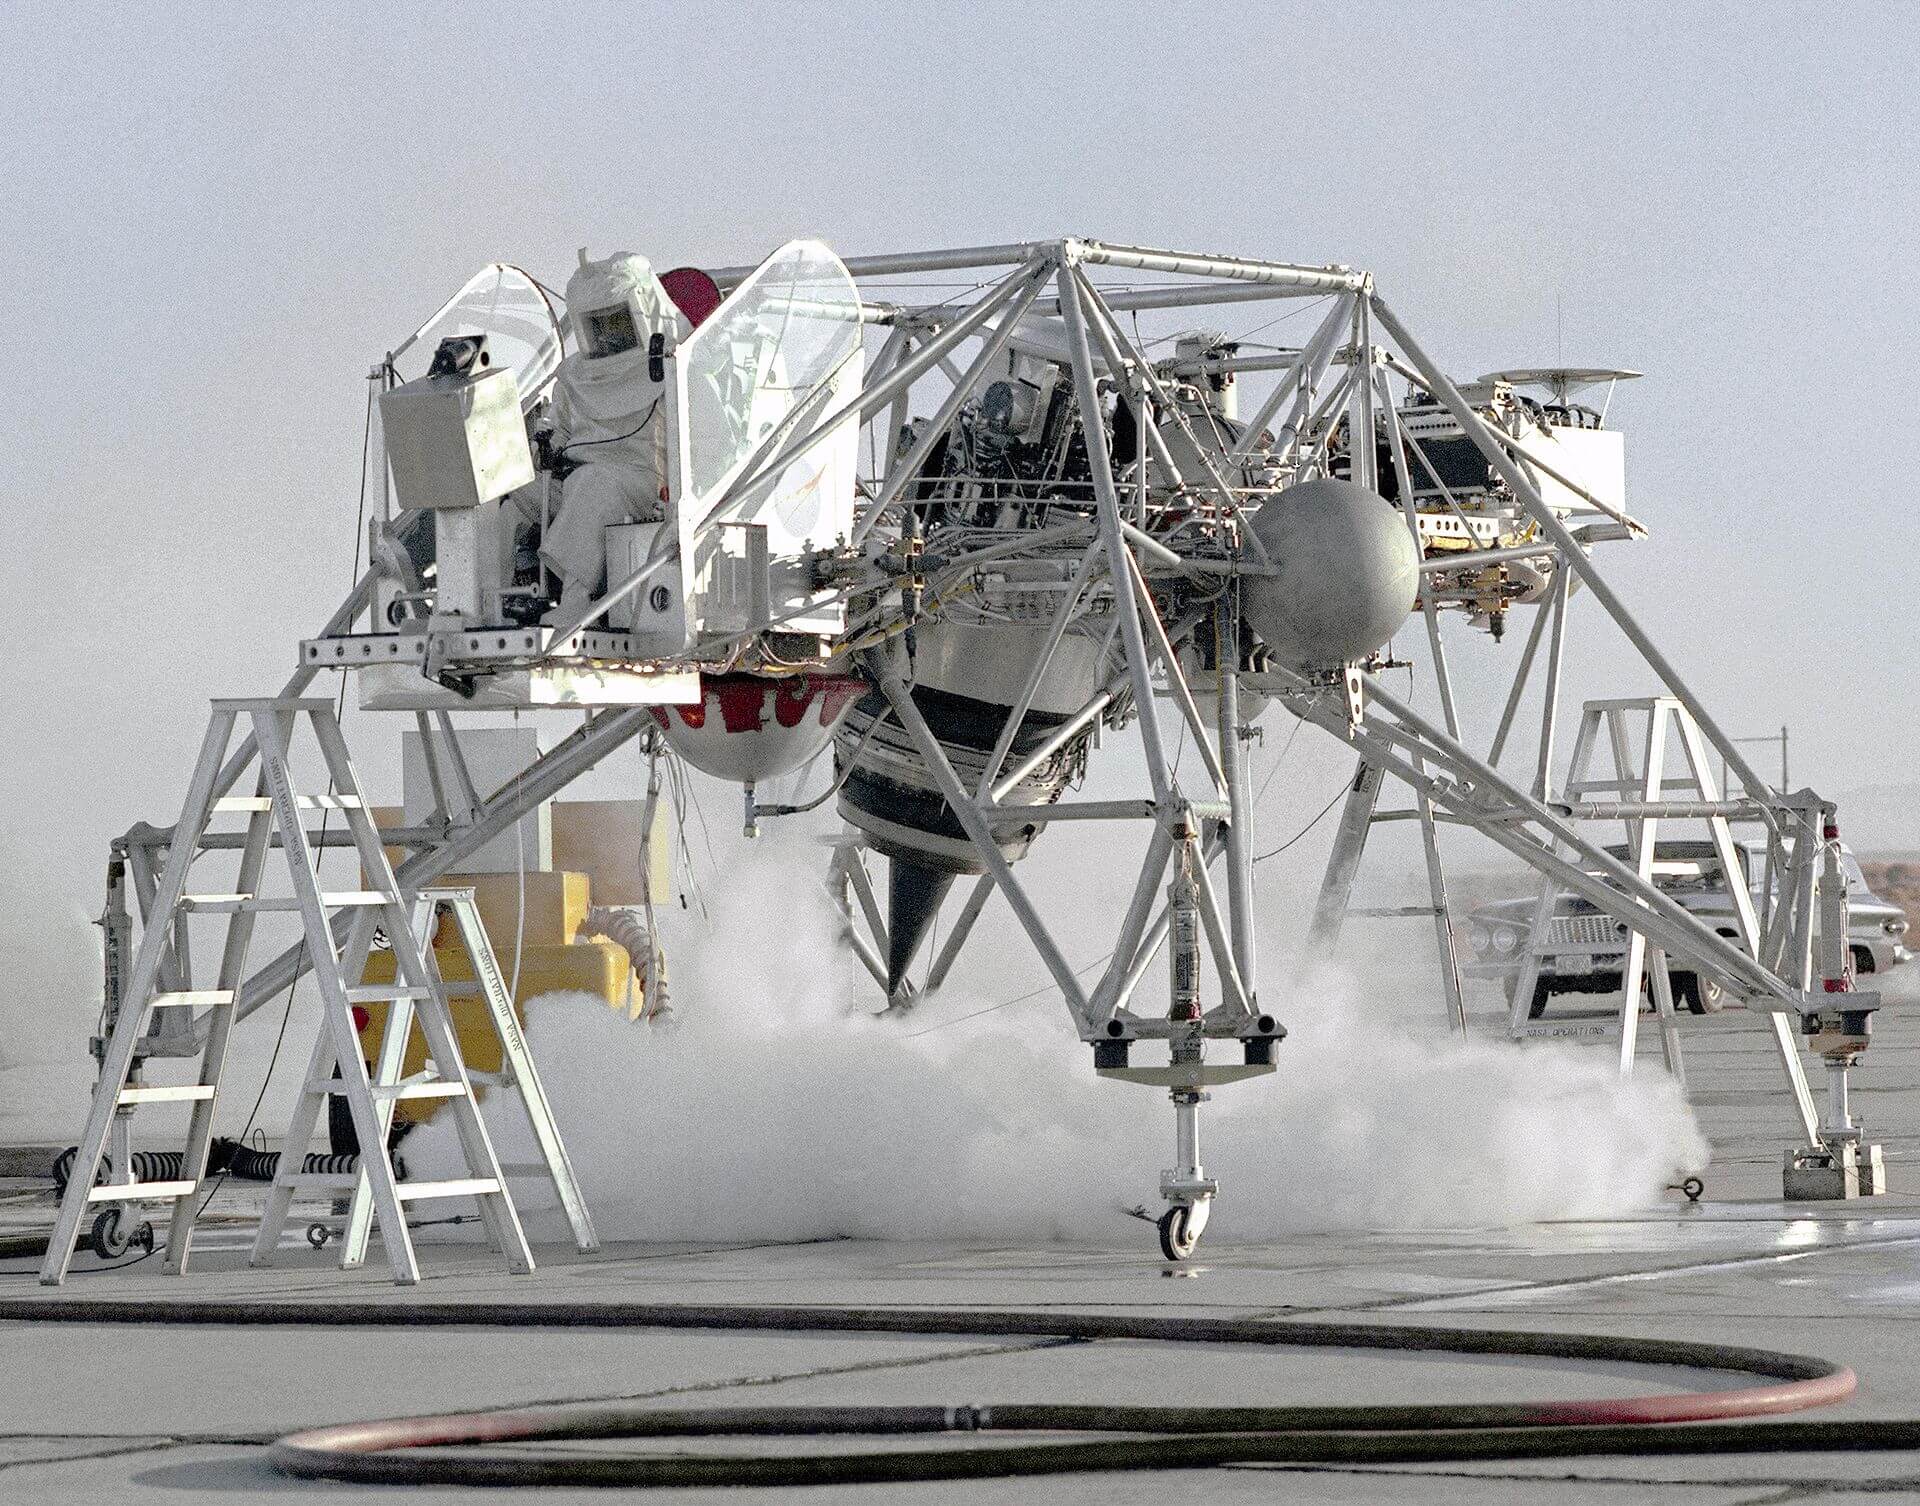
[380,365,535,510]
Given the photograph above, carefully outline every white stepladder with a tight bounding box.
[327,886,599,1266]
[39,697,532,1287]
[1504,697,1773,1091]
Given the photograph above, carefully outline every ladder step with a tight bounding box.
[179,894,257,913]
[304,1077,468,1101]
[180,893,393,913]
[151,990,234,1007]
[343,985,438,1004]
[301,1075,466,1098]
[212,794,365,812]
[396,1178,502,1202]
[283,1174,502,1200]
[116,1084,217,1105]
[87,1180,198,1203]
[375,1081,468,1102]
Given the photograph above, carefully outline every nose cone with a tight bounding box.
[1241,478,1419,670]
[886,860,956,995]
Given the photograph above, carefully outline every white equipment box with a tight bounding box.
[381,365,535,511]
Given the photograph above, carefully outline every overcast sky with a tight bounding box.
[2,4,1916,1071]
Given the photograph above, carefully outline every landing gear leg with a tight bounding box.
[1158,1088,1216,1261]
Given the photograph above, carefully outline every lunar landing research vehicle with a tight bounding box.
[44,237,1885,1280]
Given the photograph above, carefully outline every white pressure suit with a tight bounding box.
[541,251,691,617]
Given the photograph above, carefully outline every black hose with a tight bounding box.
[0,1298,1891,1489]
[51,1141,374,1191]
[51,1145,227,1195]
[225,1147,376,1182]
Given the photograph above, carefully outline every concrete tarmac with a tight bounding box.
[6,985,1920,1502]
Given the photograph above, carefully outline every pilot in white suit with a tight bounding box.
[541,250,690,619]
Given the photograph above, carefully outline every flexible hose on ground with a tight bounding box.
[0,1298,1899,1488]
[51,1142,370,1192]
[51,1146,200,1194]
[224,1146,372,1182]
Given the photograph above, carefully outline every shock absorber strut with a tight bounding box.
[1159,840,1216,1259]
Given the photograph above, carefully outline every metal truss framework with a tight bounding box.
[107,239,1879,1253]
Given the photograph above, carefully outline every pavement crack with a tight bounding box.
[394,1335,1090,1419]
[0,1433,272,1474]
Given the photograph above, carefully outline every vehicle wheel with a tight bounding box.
[90,1208,130,1259]
[1527,981,1553,1020]
[1852,946,1877,978]
[1672,973,1709,1015]
[1158,1206,1200,1261]
[90,1208,149,1259]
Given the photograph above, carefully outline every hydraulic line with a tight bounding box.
[0,1299,1899,1488]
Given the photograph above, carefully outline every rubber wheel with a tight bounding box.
[1157,1207,1199,1262]
[1673,973,1726,1015]
[91,1208,130,1259]
[1526,981,1553,1020]
[90,1208,149,1259]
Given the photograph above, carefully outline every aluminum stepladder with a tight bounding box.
[242,705,532,1283]
[40,697,531,1286]
[1302,754,1468,1036]
[1503,697,1769,1088]
[329,886,598,1266]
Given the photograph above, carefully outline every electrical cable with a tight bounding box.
[1251,783,1349,865]
[1253,690,1321,805]
[899,951,1111,1038]
[0,1298,1880,1489]
[555,396,661,460]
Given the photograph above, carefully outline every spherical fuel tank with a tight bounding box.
[649,672,865,784]
[1240,477,1419,670]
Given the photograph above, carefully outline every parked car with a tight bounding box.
[1467,841,1912,1019]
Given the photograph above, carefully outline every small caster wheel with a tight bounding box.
[91,1208,133,1259]
[1157,1206,1200,1262]
[1682,1176,1704,1203]
[306,1223,332,1250]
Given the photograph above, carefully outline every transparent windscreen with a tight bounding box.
[390,264,563,407]
[679,240,862,503]
[582,303,640,359]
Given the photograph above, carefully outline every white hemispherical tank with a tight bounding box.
[1240,477,1419,670]
[649,673,866,785]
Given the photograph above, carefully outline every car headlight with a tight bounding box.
[1492,928,1519,954]
[1886,918,1909,938]
[1469,924,1491,954]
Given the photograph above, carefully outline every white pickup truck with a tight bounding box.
[1467,840,1912,1019]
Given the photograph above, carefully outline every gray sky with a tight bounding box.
[3,4,1917,1065]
